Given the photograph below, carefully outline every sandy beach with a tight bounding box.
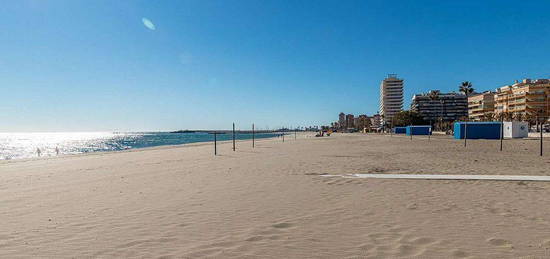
[2,133,550,258]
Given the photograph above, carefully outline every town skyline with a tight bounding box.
[332,76,550,132]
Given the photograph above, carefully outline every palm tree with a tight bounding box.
[459,81,475,97]
[459,81,474,146]
[428,90,440,131]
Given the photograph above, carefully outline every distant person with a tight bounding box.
[55,146,60,156]
[36,148,41,157]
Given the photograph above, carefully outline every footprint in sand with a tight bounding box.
[487,238,513,248]
[410,237,435,246]
[451,249,469,258]
[272,222,293,229]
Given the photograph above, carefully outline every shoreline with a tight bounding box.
[0,133,287,165]
[0,136,279,165]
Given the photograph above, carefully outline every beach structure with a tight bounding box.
[411,90,468,122]
[503,121,529,138]
[379,74,404,126]
[393,127,407,134]
[406,125,431,135]
[454,122,501,139]
[468,91,496,121]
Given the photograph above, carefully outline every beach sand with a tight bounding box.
[1,133,550,258]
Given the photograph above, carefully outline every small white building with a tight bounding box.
[503,121,528,138]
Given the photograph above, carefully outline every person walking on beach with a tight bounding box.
[36,148,41,157]
[55,146,60,156]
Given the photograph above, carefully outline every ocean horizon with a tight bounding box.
[0,131,279,160]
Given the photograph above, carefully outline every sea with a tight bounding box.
[0,132,279,160]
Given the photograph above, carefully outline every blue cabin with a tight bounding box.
[454,122,501,139]
[393,127,407,134]
[406,125,432,135]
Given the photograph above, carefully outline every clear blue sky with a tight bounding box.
[2,0,550,131]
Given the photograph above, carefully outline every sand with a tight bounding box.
[1,133,550,258]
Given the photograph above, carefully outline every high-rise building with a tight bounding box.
[468,91,496,121]
[379,74,404,126]
[345,114,355,129]
[411,90,468,122]
[338,112,346,129]
[494,79,550,120]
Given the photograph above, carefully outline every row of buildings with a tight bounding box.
[381,76,550,126]
[469,79,550,121]
[333,113,381,131]
[334,75,550,132]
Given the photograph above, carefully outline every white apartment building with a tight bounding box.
[379,74,404,126]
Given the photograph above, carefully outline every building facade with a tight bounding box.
[356,114,370,130]
[370,114,381,130]
[379,74,404,126]
[468,91,496,121]
[345,114,355,129]
[411,90,468,122]
[494,79,550,120]
[338,112,346,129]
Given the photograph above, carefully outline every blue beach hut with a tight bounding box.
[406,125,432,135]
[393,127,407,134]
[453,122,501,139]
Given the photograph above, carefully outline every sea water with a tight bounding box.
[0,132,278,160]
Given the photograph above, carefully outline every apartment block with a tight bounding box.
[411,90,468,122]
[495,79,550,119]
[468,91,496,121]
[379,74,404,126]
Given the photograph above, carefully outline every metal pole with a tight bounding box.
[540,116,543,156]
[295,129,297,140]
[232,123,236,151]
[428,119,431,140]
[464,122,467,147]
[410,122,412,140]
[500,115,503,151]
[282,134,284,142]
[252,124,255,148]
[214,133,217,156]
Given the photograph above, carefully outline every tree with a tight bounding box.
[392,110,427,127]
[482,112,495,122]
[428,90,440,101]
[513,112,525,122]
[427,90,440,127]
[459,81,475,96]
[459,81,474,121]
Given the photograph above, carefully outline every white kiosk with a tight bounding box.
[503,121,528,138]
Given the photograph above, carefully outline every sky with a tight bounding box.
[1,0,550,131]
